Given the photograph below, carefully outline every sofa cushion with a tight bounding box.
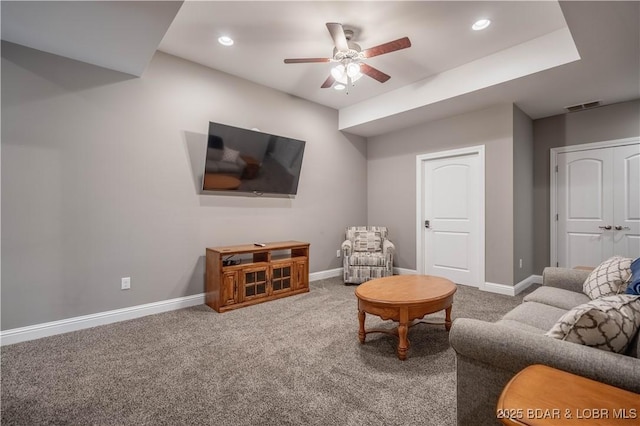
[524,287,591,311]
[546,295,640,353]
[583,256,632,299]
[495,319,548,335]
[502,302,568,332]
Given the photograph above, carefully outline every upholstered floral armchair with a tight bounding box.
[342,226,395,284]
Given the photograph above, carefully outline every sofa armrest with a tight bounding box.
[542,267,590,293]
[450,318,640,425]
[450,318,640,392]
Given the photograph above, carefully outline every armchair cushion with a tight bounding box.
[354,233,382,252]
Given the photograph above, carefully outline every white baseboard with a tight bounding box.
[0,293,205,346]
[309,268,342,281]
[394,267,417,275]
[2,267,345,346]
[483,274,542,296]
[514,274,542,295]
[0,266,454,346]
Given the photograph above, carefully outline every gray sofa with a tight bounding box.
[449,267,640,426]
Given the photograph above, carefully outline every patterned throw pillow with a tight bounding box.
[545,295,640,353]
[221,147,240,163]
[583,256,632,299]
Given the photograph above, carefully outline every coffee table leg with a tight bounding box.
[397,322,408,360]
[445,305,453,331]
[358,310,366,343]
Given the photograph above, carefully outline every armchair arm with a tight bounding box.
[382,239,395,255]
[341,240,352,257]
[542,267,590,293]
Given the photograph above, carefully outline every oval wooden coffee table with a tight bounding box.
[355,275,457,360]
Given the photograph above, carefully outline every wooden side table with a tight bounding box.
[497,364,640,425]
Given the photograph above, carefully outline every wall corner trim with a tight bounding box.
[483,274,542,296]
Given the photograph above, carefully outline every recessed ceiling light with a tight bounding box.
[334,84,346,91]
[472,19,491,31]
[218,36,234,46]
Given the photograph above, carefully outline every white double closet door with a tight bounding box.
[556,142,640,267]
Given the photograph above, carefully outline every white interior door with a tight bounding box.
[422,153,481,286]
[556,143,640,267]
[557,149,613,267]
[613,144,640,258]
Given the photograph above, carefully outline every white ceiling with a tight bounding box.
[1,1,183,76]
[2,1,639,137]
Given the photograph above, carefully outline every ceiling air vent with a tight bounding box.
[564,100,602,113]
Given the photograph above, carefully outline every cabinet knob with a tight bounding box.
[615,225,631,231]
[598,225,612,230]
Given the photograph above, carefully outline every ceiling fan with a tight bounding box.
[284,23,411,91]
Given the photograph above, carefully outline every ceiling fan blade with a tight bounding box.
[284,58,331,64]
[362,37,412,58]
[360,63,391,83]
[326,22,349,52]
[321,75,336,89]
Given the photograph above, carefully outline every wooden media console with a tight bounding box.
[205,241,310,312]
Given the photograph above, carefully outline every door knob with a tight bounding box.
[615,226,631,231]
[598,225,612,230]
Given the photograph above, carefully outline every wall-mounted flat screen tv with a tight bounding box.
[202,122,306,197]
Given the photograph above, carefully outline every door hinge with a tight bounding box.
[556,262,559,267]
[555,165,558,172]
[555,214,558,221]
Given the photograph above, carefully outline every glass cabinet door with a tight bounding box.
[241,267,268,300]
[271,263,292,293]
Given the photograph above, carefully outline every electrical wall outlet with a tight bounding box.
[121,277,131,290]
[336,249,341,258]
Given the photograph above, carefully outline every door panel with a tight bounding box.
[424,154,480,286]
[567,233,607,268]
[557,143,640,267]
[613,145,640,258]
[557,150,613,268]
[433,232,469,271]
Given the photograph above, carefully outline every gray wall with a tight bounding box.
[513,105,534,283]
[1,42,367,330]
[532,100,640,274]
[367,104,515,285]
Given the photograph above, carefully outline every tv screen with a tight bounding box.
[202,122,306,196]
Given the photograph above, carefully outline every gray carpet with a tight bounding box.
[1,277,536,425]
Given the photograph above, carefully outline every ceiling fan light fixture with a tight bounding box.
[331,64,345,80]
[218,36,234,46]
[347,62,361,78]
[472,19,491,31]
